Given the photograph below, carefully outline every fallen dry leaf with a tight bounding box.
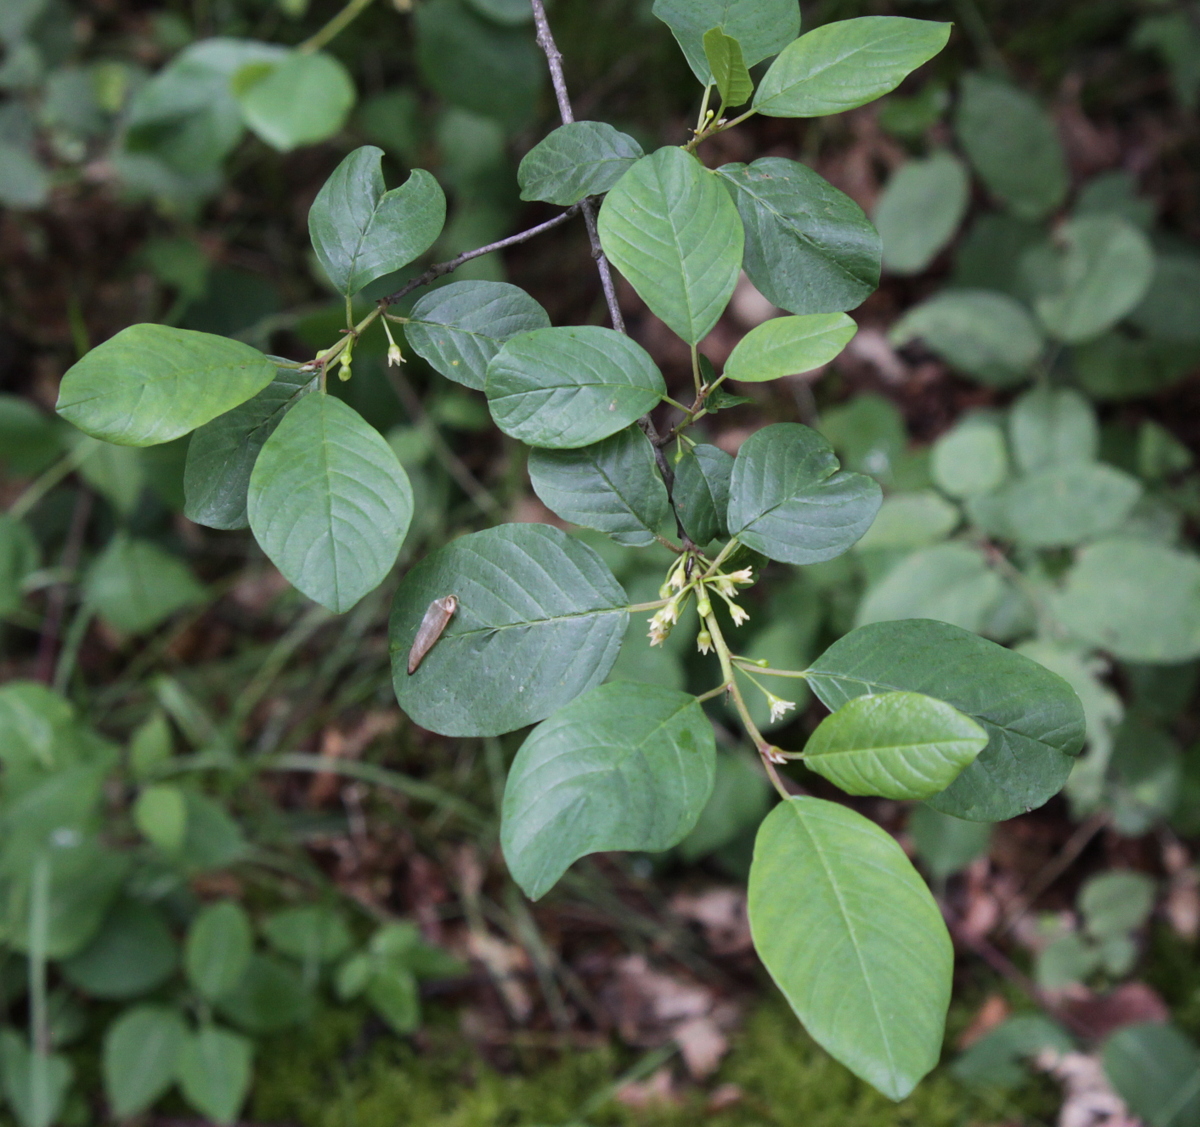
[670,888,753,955]
[1036,1049,1140,1127]
[1059,982,1169,1041]
[615,1066,679,1109]
[958,993,1012,1049]
[673,1015,728,1080]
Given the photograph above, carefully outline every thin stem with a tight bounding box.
[29,852,50,1127]
[9,443,94,520]
[627,598,669,613]
[689,345,702,397]
[731,658,809,680]
[297,0,375,53]
[950,0,1008,74]
[701,538,739,579]
[695,681,732,704]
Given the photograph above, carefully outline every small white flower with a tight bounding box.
[387,343,404,368]
[765,747,788,765]
[726,568,754,586]
[729,604,750,627]
[767,694,796,724]
[648,607,674,646]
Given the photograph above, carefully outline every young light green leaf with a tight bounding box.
[1053,538,1200,664]
[724,313,857,382]
[517,122,644,206]
[103,1005,187,1117]
[749,797,953,1100]
[184,901,253,1003]
[890,290,1044,387]
[718,158,880,315]
[652,0,800,85]
[1034,216,1156,343]
[501,682,716,900]
[184,366,315,530]
[307,145,446,296]
[61,900,178,1000]
[0,1031,73,1127]
[84,535,205,635]
[391,524,629,737]
[598,147,743,344]
[753,17,951,118]
[955,74,1069,221]
[805,619,1086,821]
[528,427,670,546]
[703,28,753,108]
[803,691,988,800]
[56,324,276,447]
[175,1025,252,1127]
[1009,386,1098,473]
[247,394,413,613]
[235,51,355,151]
[875,152,970,275]
[485,326,666,448]
[931,416,1009,497]
[727,423,882,564]
[673,443,734,545]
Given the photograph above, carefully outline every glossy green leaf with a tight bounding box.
[0,1031,73,1127]
[61,900,177,999]
[931,416,1009,498]
[890,290,1044,386]
[518,122,644,206]
[704,28,753,108]
[803,691,987,800]
[56,324,276,447]
[674,443,734,545]
[236,51,355,151]
[955,74,1068,220]
[529,427,669,546]
[875,152,970,275]
[84,535,205,634]
[391,524,629,737]
[308,145,446,296]
[754,17,951,118]
[724,313,856,382]
[176,1025,252,1127]
[598,147,743,344]
[485,326,666,448]
[749,797,953,1100]
[184,901,253,1003]
[652,0,800,84]
[184,366,315,530]
[404,281,550,391]
[805,619,1085,821]
[263,906,352,965]
[1053,538,1200,663]
[247,394,413,613]
[727,423,882,565]
[1103,1023,1200,1127]
[103,1005,187,1118]
[1009,386,1098,473]
[718,158,880,315]
[501,682,716,900]
[856,542,1005,636]
[909,804,992,882]
[1034,216,1156,344]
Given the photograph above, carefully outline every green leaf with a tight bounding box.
[804,619,1086,821]
[679,750,772,862]
[0,394,63,474]
[501,682,716,900]
[803,691,987,800]
[724,313,856,382]
[366,964,421,1034]
[854,491,959,551]
[955,74,1069,221]
[1052,538,1200,663]
[178,792,247,872]
[930,415,1009,498]
[184,901,253,1003]
[176,1025,252,1127]
[875,152,970,275]
[0,515,39,617]
[598,147,743,344]
[1103,1023,1200,1127]
[247,394,413,613]
[103,1005,187,1118]
[718,158,880,315]
[704,28,754,108]
[819,393,907,482]
[0,1031,73,1127]
[74,437,145,515]
[262,906,352,964]
[217,955,311,1034]
[84,535,205,634]
[61,900,178,999]
[518,122,644,206]
[528,427,669,546]
[1080,871,1155,939]
[890,290,1044,386]
[673,444,734,545]
[753,17,951,118]
[908,804,992,882]
[1009,386,1098,473]
[235,51,355,151]
[485,326,666,448]
[463,0,532,24]
[56,324,276,447]
[404,281,550,391]
[856,542,1005,636]
[0,143,49,211]
[727,423,882,565]
[184,366,315,530]
[652,0,800,85]
[391,524,629,737]
[748,797,953,1100]
[1034,216,1156,344]
[1130,253,1200,342]
[307,145,446,296]
[133,784,188,854]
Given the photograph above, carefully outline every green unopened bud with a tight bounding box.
[696,592,712,618]
[696,628,713,655]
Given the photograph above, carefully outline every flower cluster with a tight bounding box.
[645,556,755,650]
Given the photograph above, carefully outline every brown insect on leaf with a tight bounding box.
[407,595,458,674]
